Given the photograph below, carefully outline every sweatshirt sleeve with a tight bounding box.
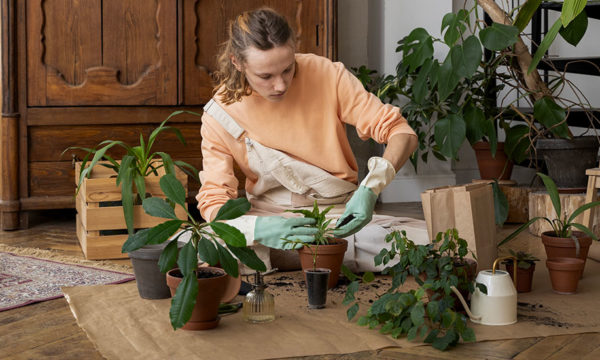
[196,113,239,222]
[335,62,416,143]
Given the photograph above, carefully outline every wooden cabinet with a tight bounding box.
[0,0,337,229]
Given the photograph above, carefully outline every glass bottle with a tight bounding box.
[242,272,275,323]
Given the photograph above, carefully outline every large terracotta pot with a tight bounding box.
[166,267,228,330]
[298,238,348,289]
[541,231,592,278]
[505,262,535,293]
[472,141,513,180]
[546,257,585,294]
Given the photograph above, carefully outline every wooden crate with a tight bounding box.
[75,162,187,259]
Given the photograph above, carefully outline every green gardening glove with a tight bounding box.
[254,216,318,250]
[333,157,396,238]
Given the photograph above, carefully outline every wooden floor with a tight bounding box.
[1,205,599,359]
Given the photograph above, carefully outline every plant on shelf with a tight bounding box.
[122,173,266,330]
[65,111,200,236]
[342,229,478,351]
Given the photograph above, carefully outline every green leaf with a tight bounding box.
[142,197,177,219]
[227,245,267,272]
[412,58,433,104]
[119,162,135,235]
[177,241,198,277]
[561,0,587,27]
[434,114,466,159]
[476,282,488,295]
[537,172,562,219]
[498,216,544,247]
[362,271,375,283]
[461,327,476,342]
[215,241,239,278]
[559,10,588,46]
[156,152,176,176]
[570,222,599,241]
[464,105,487,144]
[432,329,458,351]
[410,302,425,327]
[492,181,509,226]
[147,220,183,245]
[407,326,418,341]
[209,222,246,247]
[121,228,151,253]
[196,237,220,266]
[341,264,359,281]
[529,19,562,74]
[347,303,359,321]
[214,198,251,221]
[479,23,519,51]
[159,173,186,207]
[158,240,179,273]
[569,201,600,226]
[534,97,570,139]
[441,12,466,46]
[169,273,198,330]
[437,56,461,101]
[504,124,531,163]
[513,0,542,31]
[343,281,359,305]
[403,28,434,72]
[450,35,482,79]
[357,316,370,326]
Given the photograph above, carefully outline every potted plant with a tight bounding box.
[342,228,477,351]
[122,173,266,330]
[502,250,539,293]
[499,172,600,293]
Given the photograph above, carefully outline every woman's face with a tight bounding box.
[233,43,295,102]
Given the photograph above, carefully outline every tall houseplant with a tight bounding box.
[122,173,266,330]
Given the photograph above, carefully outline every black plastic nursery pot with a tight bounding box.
[305,268,331,309]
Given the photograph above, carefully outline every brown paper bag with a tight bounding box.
[421,183,497,271]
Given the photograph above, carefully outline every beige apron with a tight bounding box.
[200,99,429,273]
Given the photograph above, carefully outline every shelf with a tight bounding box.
[540,1,600,20]
[538,56,600,76]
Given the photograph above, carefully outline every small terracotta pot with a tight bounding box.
[541,231,591,278]
[472,141,513,180]
[546,257,585,294]
[505,262,535,293]
[298,238,348,289]
[166,267,228,330]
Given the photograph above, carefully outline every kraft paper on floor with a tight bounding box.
[63,258,600,360]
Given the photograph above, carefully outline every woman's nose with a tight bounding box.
[273,76,286,92]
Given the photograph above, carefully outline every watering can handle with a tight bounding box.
[450,286,482,322]
[493,256,517,288]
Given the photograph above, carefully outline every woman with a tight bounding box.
[197,8,422,272]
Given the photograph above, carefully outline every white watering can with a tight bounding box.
[451,256,518,326]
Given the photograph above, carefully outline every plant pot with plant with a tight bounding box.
[500,172,600,293]
[284,202,348,290]
[65,111,200,296]
[503,250,539,293]
[122,173,266,330]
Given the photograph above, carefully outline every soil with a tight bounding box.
[169,269,224,279]
[517,301,574,328]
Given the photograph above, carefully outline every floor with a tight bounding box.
[1,204,599,359]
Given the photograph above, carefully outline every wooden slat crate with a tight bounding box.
[75,162,187,259]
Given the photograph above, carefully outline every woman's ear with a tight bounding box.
[230,55,243,72]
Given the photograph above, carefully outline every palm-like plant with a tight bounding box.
[65,111,200,235]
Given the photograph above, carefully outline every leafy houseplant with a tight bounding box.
[66,111,200,236]
[343,229,477,351]
[122,173,266,330]
[502,250,540,293]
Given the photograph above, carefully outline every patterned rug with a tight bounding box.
[0,245,134,311]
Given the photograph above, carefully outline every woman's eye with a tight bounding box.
[259,75,271,80]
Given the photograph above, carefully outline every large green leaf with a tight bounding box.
[450,35,482,79]
[441,10,467,46]
[227,245,266,273]
[479,23,519,51]
[142,197,178,219]
[196,237,219,266]
[155,152,176,176]
[215,242,239,278]
[177,241,198,277]
[492,181,509,226]
[147,220,183,245]
[434,114,466,159]
[402,28,434,72]
[158,239,179,273]
[561,0,587,27]
[559,10,588,46]
[213,198,251,221]
[513,0,542,31]
[537,173,561,220]
[464,105,487,144]
[533,97,570,139]
[209,222,246,247]
[504,124,531,163]
[412,58,433,105]
[437,56,461,101]
[120,164,135,235]
[121,228,151,253]
[159,173,186,207]
[169,273,198,330]
[529,19,562,74]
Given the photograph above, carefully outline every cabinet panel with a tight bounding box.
[26,0,177,106]
[182,0,334,105]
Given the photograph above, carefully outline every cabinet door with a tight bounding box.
[181,0,336,105]
[26,0,177,106]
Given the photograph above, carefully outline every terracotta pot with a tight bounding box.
[472,141,513,180]
[505,262,535,293]
[541,231,591,278]
[298,238,348,289]
[546,257,585,294]
[166,267,228,330]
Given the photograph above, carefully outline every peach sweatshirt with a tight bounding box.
[197,53,416,221]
